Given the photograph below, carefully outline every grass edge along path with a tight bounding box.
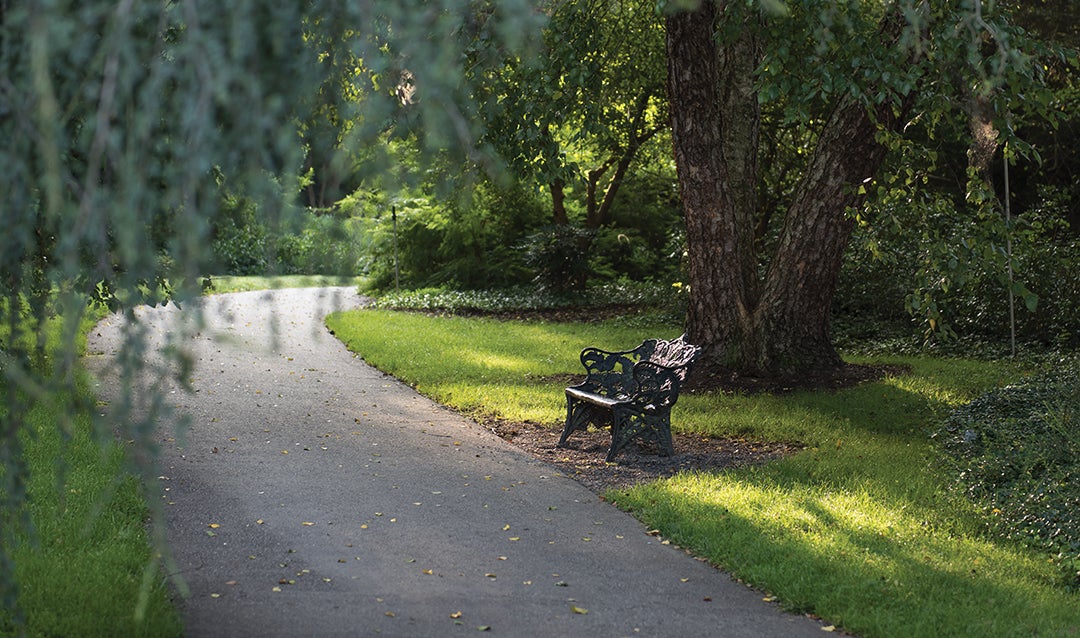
[327,308,1080,638]
[1,312,182,637]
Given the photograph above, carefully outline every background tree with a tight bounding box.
[473,0,670,289]
[664,0,1053,377]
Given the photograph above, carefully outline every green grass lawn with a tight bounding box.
[206,274,363,294]
[1,312,182,637]
[326,308,1080,638]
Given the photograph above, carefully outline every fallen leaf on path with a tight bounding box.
[450,612,463,619]
[571,605,588,615]
[208,523,220,529]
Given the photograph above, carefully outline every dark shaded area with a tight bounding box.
[484,417,802,494]
[684,362,912,395]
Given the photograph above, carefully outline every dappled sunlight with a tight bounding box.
[625,473,1078,635]
[456,350,534,375]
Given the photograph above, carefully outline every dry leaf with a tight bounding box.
[571,605,588,615]
[450,611,463,619]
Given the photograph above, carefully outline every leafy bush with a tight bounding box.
[211,195,269,275]
[840,184,1080,348]
[280,212,368,276]
[360,185,544,292]
[520,224,595,294]
[936,358,1080,587]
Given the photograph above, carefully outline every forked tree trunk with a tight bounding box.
[667,2,914,377]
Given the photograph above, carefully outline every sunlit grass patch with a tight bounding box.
[615,470,1077,636]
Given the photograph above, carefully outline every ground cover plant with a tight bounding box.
[936,357,1080,588]
[0,312,181,637]
[326,307,1080,637]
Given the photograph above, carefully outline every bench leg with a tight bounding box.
[607,409,674,462]
[558,394,593,448]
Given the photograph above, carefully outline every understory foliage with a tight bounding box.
[371,281,684,317]
[840,184,1080,348]
[937,358,1080,588]
[356,174,685,293]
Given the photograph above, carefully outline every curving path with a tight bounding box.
[87,287,827,637]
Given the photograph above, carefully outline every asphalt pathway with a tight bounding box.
[88,287,827,637]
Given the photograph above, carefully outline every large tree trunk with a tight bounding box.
[667,3,913,377]
[667,1,763,372]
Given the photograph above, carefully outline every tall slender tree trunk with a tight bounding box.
[667,3,915,377]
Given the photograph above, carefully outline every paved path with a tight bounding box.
[88,287,826,637]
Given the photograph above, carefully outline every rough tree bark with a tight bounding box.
[667,2,915,377]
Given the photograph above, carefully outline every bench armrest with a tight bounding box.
[629,360,685,409]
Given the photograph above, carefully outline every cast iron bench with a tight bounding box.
[557,335,701,461]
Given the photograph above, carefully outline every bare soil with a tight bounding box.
[483,417,801,494]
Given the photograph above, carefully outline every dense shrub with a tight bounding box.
[211,196,269,275]
[360,185,544,292]
[838,185,1080,348]
[520,224,595,294]
[936,358,1080,588]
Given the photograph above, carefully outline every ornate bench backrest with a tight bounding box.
[646,335,701,380]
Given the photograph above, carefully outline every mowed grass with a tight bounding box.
[1,312,182,637]
[207,274,363,294]
[326,308,1080,637]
